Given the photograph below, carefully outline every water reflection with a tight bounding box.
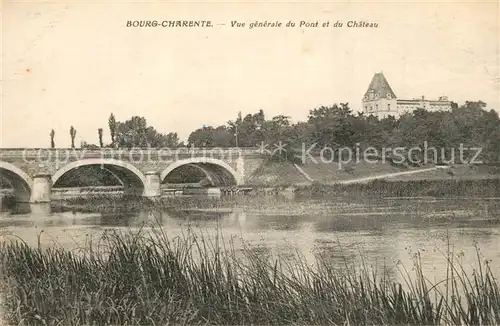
[30,203,52,217]
[227,211,247,227]
[0,196,499,284]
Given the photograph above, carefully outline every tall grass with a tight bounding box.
[298,179,500,198]
[52,193,294,214]
[49,179,500,214]
[0,227,499,325]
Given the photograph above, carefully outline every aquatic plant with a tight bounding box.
[0,227,498,325]
[297,179,500,199]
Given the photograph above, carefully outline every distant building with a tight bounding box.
[362,72,452,119]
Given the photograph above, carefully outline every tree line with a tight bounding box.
[49,114,180,149]
[48,101,500,162]
[185,101,500,163]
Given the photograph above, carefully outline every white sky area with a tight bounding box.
[2,1,499,147]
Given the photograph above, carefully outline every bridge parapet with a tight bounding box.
[0,147,263,161]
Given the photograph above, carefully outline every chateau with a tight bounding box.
[362,72,452,119]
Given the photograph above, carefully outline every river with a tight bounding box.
[1,195,500,283]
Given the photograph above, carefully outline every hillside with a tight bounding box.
[246,158,500,186]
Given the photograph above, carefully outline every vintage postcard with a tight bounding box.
[1,0,499,325]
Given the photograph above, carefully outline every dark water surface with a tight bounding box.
[1,196,500,283]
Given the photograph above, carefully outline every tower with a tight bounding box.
[362,72,398,119]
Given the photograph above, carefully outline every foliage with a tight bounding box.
[96,102,498,163]
[80,142,100,149]
[229,110,266,147]
[112,116,179,149]
[297,178,500,198]
[185,101,499,164]
[108,113,117,147]
[69,126,76,148]
[307,103,356,148]
[98,128,104,148]
[0,229,499,325]
[187,126,233,147]
[49,129,55,148]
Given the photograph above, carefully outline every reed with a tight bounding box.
[297,179,500,198]
[0,227,498,325]
[53,193,293,214]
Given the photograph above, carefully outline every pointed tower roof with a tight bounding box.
[363,72,397,100]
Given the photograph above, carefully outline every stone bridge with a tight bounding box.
[0,147,267,203]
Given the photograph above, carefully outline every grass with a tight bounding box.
[51,192,297,214]
[23,177,500,218]
[297,178,500,198]
[52,178,500,211]
[0,227,499,325]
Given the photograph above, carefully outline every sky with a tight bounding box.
[2,0,499,148]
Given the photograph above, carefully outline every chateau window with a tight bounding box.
[375,104,379,110]
[387,104,391,111]
[387,93,392,99]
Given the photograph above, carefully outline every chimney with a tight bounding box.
[421,95,425,100]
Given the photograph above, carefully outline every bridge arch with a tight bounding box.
[0,161,33,202]
[161,158,240,186]
[52,159,146,195]
[186,163,214,184]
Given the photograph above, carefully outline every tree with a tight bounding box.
[394,109,431,148]
[452,101,489,148]
[69,126,76,148]
[212,127,233,147]
[186,110,267,148]
[163,132,180,148]
[80,141,100,149]
[181,100,499,164]
[290,121,313,147]
[108,113,117,147]
[98,128,104,148]
[50,129,55,148]
[188,126,216,147]
[228,110,265,147]
[307,103,356,148]
[262,115,293,146]
[115,116,147,148]
[187,125,233,147]
[485,128,500,162]
[113,116,179,148]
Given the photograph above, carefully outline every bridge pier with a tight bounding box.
[143,171,161,198]
[30,173,52,203]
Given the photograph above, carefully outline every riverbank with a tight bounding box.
[3,177,500,216]
[0,229,498,325]
[248,160,500,186]
[296,178,500,198]
[40,178,500,215]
